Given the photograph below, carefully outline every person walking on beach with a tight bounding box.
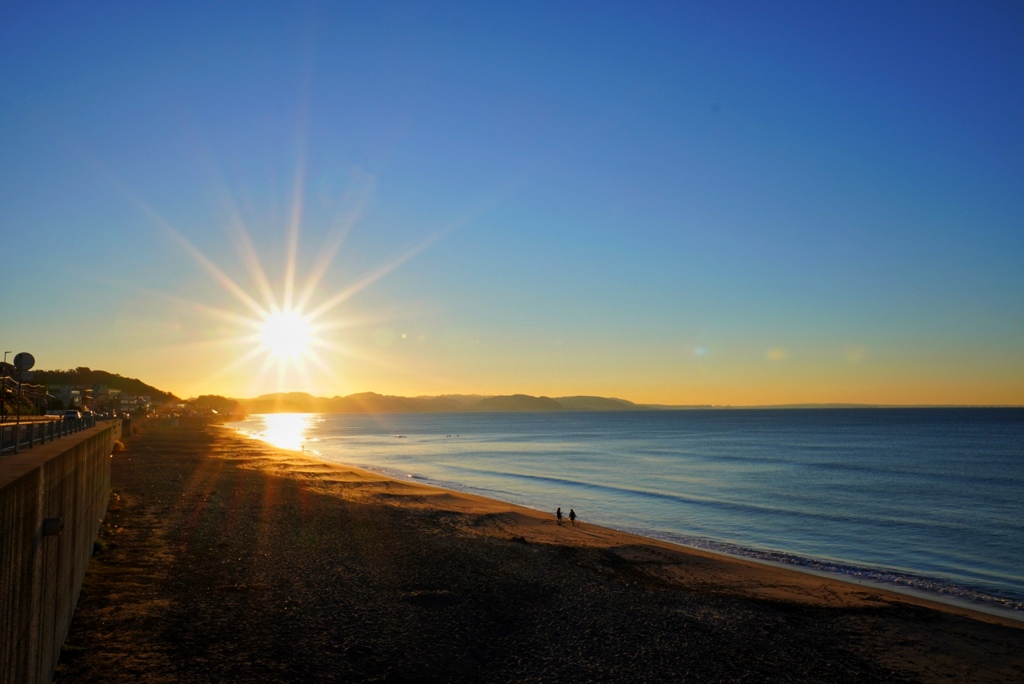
[569,508,577,526]
[556,507,563,525]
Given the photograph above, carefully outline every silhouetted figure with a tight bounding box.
[569,509,577,526]
[556,507,563,525]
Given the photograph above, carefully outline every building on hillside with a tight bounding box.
[91,386,122,413]
[46,385,97,409]
[119,394,152,413]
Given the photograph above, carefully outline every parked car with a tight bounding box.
[64,410,81,420]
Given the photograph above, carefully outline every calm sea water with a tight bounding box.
[228,409,1024,614]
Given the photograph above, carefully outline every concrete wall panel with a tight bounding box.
[0,421,119,684]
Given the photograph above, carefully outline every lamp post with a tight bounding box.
[14,368,21,453]
[1,351,9,423]
[12,352,34,454]
[1,351,8,453]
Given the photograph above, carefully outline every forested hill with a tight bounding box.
[33,368,178,404]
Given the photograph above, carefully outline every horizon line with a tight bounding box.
[197,391,1024,410]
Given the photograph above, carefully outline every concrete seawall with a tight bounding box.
[0,421,121,684]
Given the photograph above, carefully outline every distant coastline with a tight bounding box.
[233,392,645,414]
[212,391,1023,415]
[31,367,1021,416]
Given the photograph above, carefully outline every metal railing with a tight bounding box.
[0,415,98,456]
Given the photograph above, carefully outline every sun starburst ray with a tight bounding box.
[310,339,414,376]
[305,230,449,321]
[194,345,270,387]
[144,334,263,355]
[302,350,338,378]
[226,213,280,313]
[103,176,269,320]
[312,312,404,332]
[91,125,462,398]
[70,117,466,401]
[169,296,264,330]
[166,228,270,319]
[94,276,267,330]
[191,135,282,313]
[295,176,375,311]
[282,141,307,311]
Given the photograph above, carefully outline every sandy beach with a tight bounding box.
[54,418,1023,683]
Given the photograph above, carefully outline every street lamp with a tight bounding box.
[12,352,35,454]
[1,351,9,423]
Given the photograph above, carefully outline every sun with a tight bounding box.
[133,150,451,396]
[259,309,315,361]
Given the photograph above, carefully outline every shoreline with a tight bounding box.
[225,423,1024,630]
[57,419,1024,682]
[227,422,1024,627]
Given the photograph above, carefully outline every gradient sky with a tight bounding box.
[2,2,1022,405]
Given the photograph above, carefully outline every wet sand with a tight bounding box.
[55,419,1023,682]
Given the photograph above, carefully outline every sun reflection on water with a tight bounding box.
[259,413,312,451]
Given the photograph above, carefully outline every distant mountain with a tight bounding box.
[326,392,419,413]
[246,398,311,413]
[475,394,563,412]
[187,394,246,418]
[642,403,883,410]
[555,396,641,411]
[419,394,488,409]
[408,396,470,412]
[640,404,717,410]
[234,391,645,414]
[227,392,977,416]
[251,391,320,412]
[744,403,882,409]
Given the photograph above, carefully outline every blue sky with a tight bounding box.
[2,2,1022,404]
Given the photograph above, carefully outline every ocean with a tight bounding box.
[228,408,1024,615]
